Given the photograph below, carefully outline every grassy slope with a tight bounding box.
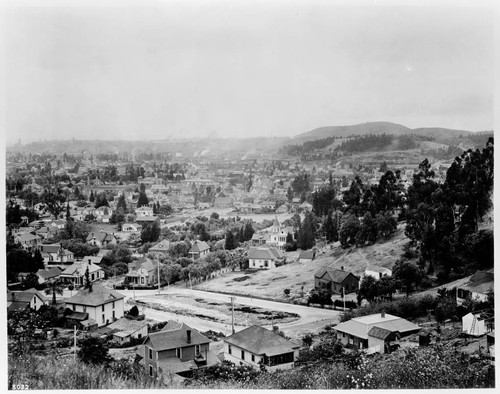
[196,225,408,301]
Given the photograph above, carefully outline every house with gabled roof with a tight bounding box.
[64,285,125,327]
[36,267,63,284]
[40,243,75,265]
[457,270,494,305]
[248,247,282,269]
[314,266,359,295]
[7,288,48,312]
[126,257,159,286]
[86,231,117,247]
[14,233,41,252]
[106,317,149,345]
[223,325,300,371]
[141,320,219,378]
[60,262,104,286]
[149,239,171,257]
[334,312,421,354]
[188,240,210,260]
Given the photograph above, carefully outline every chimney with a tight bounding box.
[187,329,192,344]
[381,310,385,318]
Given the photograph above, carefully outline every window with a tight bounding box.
[228,345,232,355]
[112,302,115,309]
[102,305,105,312]
[149,365,153,377]
[176,348,182,358]
[141,277,144,284]
[195,344,200,356]
[83,306,86,312]
[251,354,255,362]
[112,311,115,319]
[264,261,269,267]
[149,348,153,359]
[102,314,105,324]
[73,305,76,311]
[91,273,95,281]
[241,350,245,360]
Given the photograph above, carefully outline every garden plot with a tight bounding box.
[129,293,299,327]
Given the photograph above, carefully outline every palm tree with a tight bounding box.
[44,279,65,305]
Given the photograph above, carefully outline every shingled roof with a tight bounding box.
[65,285,125,307]
[314,267,356,283]
[190,240,210,253]
[144,321,209,351]
[224,326,300,356]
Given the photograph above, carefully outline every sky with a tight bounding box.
[2,0,496,143]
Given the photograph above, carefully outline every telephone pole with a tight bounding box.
[230,296,236,334]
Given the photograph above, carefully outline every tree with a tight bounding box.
[21,272,40,290]
[78,337,112,365]
[308,288,333,306]
[339,214,360,247]
[116,193,128,212]
[284,288,291,297]
[42,189,66,219]
[392,260,423,296]
[141,221,161,243]
[225,230,237,250]
[44,279,64,305]
[358,275,379,303]
[33,248,45,270]
[298,211,316,250]
[89,190,95,203]
[128,305,139,317]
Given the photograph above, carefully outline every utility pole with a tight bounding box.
[73,325,77,362]
[342,287,345,311]
[230,296,236,334]
[157,261,161,294]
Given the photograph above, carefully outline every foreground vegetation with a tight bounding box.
[9,341,494,390]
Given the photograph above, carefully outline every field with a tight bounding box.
[195,225,408,301]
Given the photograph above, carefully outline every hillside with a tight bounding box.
[196,225,408,301]
[292,121,474,145]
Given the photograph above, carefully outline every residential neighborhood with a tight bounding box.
[4,1,495,390]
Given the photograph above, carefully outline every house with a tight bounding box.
[223,325,300,371]
[40,243,74,265]
[65,285,125,327]
[334,312,421,354]
[149,240,171,257]
[7,288,48,312]
[14,233,41,251]
[248,247,282,269]
[250,233,269,246]
[135,215,159,225]
[36,267,63,284]
[314,266,359,295]
[135,206,154,217]
[122,223,141,232]
[462,310,494,337]
[457,270,494,305]
[106,318,149,345]
[59,262,105,286]
[142,320,219,378]
[86,231,117,247]
[80,255,104,265]
[189,240,210,260]
[364,266,392,280]
[266,218,295,251]
[298,250,315,263]
[126,257,159,286]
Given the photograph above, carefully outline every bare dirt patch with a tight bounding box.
[128,293,299,327]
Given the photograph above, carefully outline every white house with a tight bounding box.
[223,325,300,371]
[334,312,421,354]
[107,318,149,345]
[59,262,104,286]
[248,247,282,269]
[364,266,392,280]
[462,310,494,337]
[7,288,49,312]
[135,206,154,217]
[457,270,494,305]
[65,285,125,327]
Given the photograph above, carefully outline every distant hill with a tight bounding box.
[292,121,473,144]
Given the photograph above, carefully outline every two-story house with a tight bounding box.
[40,243,75,266]
[126,257,159,287]
[65,285,125,327]
[148,239,171,258]
[14,233,41,252]
[142,321,219,378]
[314,266,359,295]
[7,288,48,312]
[188,240,210,260]
[86,231,117,247]
[223,325,300,371]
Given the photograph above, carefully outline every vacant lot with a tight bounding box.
[195,225,407,301]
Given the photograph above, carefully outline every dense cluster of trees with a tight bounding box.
[404,138,493,282]
[334,134,422,153]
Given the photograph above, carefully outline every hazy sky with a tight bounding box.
[2,0,495,143]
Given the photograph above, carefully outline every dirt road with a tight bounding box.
[120,288,341,340]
